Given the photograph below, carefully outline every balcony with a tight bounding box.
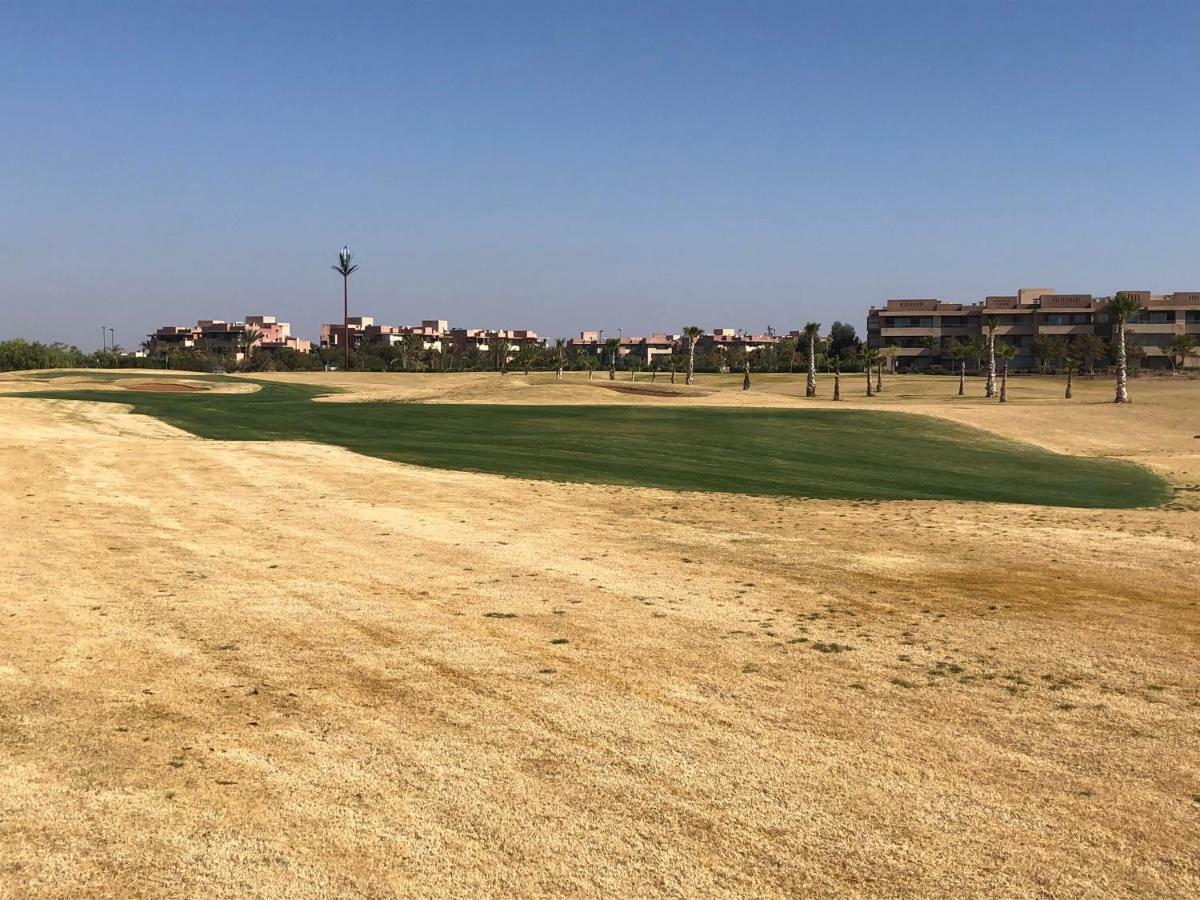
[880,327,939,337]
[1038,324,1096,336]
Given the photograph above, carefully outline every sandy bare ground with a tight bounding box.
[1,371,1198,898]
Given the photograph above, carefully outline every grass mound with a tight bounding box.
[14,378,1169,507]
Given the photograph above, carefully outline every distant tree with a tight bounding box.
[803,322,820,397]
[1064,357,1079,399]
[491,334,511,373]
[828,321,858,360]
[1166,334,1196,372]
[995,341,1016,403]
[1105,292,1143,403]
[1071,333,1106,375]
[947,338,969,395]
[861,347,881,396]
[514,342,543,376]
[964,334,986,373]
[682,326,703,386]
[603,337,620,381]
[239,326,262,367]
[549,338,567,380]
[1032,334,1066,373]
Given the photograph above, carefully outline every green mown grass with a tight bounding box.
[12,378,1170,508]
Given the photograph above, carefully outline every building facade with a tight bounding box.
[868,289,1200,370]
[149,315,311,358]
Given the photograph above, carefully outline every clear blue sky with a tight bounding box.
[2,1,1197,350]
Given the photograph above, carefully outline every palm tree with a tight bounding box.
[515,342,542,376]
[331,246,358,371]
[682,326,702,386]
[1105,292,1142,403]
[861,347,881,396]
[393,333,423,371]
[491,333,511,374]
[984,316,999,398]
[742,358,751,391]
[803,322,820,397]
[550,338,567,380]
[995,342,1016,403]
[832,357,841,401]
[604,337,620,381]
[947,338,968,396]
[239,326,262,366]
[1064,357,1079,399]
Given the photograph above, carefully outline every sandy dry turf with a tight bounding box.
[0,373,1198,898]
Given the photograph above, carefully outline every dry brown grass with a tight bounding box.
[1,370,1197,898]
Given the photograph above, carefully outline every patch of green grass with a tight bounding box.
[12,378,1170,508]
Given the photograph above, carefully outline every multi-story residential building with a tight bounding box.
[149,315,310,358]
[868,289,1200,370]
[318,318,544,360]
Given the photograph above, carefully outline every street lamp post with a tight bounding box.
[331,246,359,371]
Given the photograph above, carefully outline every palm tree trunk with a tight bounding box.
[958,361,965,395]
[1065,369,1073,399]
[670,368,677,384]
[556,366,562,381]
[1115,322,1129,403]
[343,276,350,371]
[686,343,696,386]
[833,370,841,401]
[875,361,883,393]
[806,334,816,397]
[985,333,996,398]
[742,361,751,391]
[865,365,872,397]
[999,364,1008,403]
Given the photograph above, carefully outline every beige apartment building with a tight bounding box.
[867,289,1200,370]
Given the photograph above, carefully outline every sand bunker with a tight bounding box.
[596,383,707,397]
[119,381,210,392]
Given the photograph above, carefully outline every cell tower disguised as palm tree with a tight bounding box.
[332,246,359,370]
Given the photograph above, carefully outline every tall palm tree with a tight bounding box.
[550,338,567,380]
[331,246,358,371]
[1064,357,1079,399]
[682,326,702,386]
[861,347,881,396]
[491,333,511,374]
[995,342,1016,403]
[947,338,968,396]
[1105,292,1142,403]
[984,316,999,398]
[239,326,262,367]
[803,322,820,397]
